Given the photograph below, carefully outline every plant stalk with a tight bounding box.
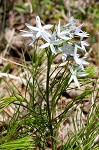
[46,51,56,150]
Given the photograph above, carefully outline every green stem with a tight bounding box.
[46,51,56,150]
[31,49,36,108]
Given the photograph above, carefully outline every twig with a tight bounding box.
[0,57,26,68]
[0,72,27,85]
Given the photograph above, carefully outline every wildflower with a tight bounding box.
[57,20,72,41]
[73,24,83,32]
[58,42,74,61]
[20,29,37,45]
[35,16,52,38]
[74,44,89,70]
[40,32,63,54]
[20,16,53,45]
[68,67,80,88]
[20,15,89,87]
[74,41,89,53]
[64,17,77,28]
[80,41,89,52]
[68,66,88,88]
[75,31,89,40]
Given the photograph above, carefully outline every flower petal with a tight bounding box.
[68,75,73,84]
[28,40,36,46]
[36,31,41,38]
[57,20,61,33]
[59,34,71,41]
[73,75,80,88]
[43,31,51,38]
[36,16,42,28]
[41,33,50,42]
[39,43,50,49]
[64,19,77,27]
[75,32,89,38]
[25,23,39,31]
[69,67,75,75]
[20,30,32,33]
[50,44,56,54]
[77,72,88,77]
[21,33,33,37]
[62,53,67,62]
[53,39,63,45]
[43,24,53,30]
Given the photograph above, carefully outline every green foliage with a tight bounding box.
[0,1,99,149]
[0,64,11,85]
[0,136,34,150]
[0,97,18,113]
[61,103,99,150]
[74,90,93,100]
[86,65,97,78]
[0,47,98,149]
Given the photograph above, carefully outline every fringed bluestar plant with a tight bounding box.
[20,15,89,88]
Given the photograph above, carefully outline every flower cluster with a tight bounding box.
[20,16,89,88]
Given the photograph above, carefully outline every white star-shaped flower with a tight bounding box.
[74,45,89,70]
[57,20,72,41]
[75,31,89,40]
[68,66,88,88]
[20,16,53,45]
[80,41,89,52]
[64,17,77,28]
[40,32,63,54]
[58,42,74,61]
